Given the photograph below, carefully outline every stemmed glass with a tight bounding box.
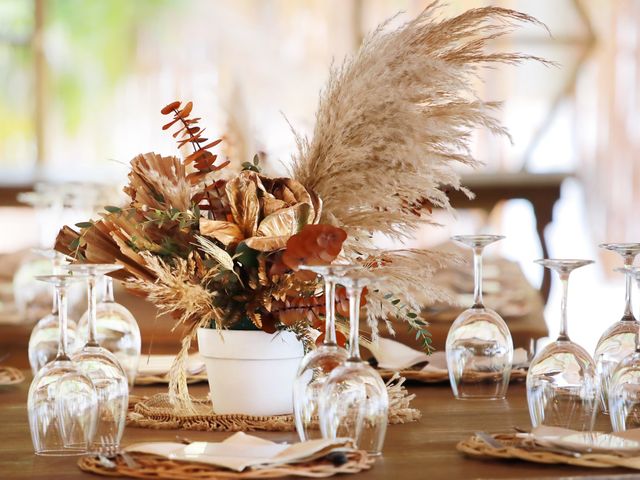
[27,274,97,455]
[609,266,640,431]
[78,275,141,386]
[594,243,640,414]
[446,235,513,400]
[28,251,79,374]
[293,265,349,441]
[527,259,598,430]
[67,264,129,453]
[319,270,388,456]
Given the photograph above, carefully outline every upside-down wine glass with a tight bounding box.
[28,251,79,374]
[27,274,97,455]
[594,243,640,414]
[78,275,141,386]
[319,270,388,456]
[446,235,513,400]
[527,259,598,430]
[609,266,640,431]
[68,264,129,453]
[293,265,350,441]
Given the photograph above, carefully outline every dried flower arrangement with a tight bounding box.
[55,3,547,406]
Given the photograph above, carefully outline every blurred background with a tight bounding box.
[0,0,639,352]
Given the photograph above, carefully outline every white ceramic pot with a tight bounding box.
[197,328,305,416]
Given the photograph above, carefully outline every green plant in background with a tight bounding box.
[0,0,37,167]
[0,0,179,167]
[48,0,175,132]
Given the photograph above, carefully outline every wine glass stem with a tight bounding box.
[347,285,363,361]
[623,256,636,321]
[56,284,70,361]
[87,276,99,346]
[472,246,485,309]
[51,255,63,315]
[51,288,58,316]
[104,276,115,303]
[558,273,570,341]
[323,278,337,345]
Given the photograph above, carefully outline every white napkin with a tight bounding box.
[124,432,352,472]
[530,426,640,453]
[371,337,528,372]
[372,337,430,370]
[137,354,205,376]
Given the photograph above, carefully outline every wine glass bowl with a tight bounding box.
[320,360,388,454]
[594,243,640,415]
[526,258,599,431]
[608,265,640,431]
[446,234,513,400]
[446,308,513,399]
[527,340,599,430]
[29,360,97,455]
[609,351,640,431]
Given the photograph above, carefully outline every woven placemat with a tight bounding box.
[0,366,25,385]
[127,375,420,432]
[135,372,208,386]
[78,449,373,479]
[379,367,527,383]
[457,432,640,470]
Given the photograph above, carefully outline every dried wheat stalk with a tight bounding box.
[291,2,549,336]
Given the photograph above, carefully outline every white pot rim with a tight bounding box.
[197,327,305,360]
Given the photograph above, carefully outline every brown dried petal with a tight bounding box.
[199,219,244,246]
[244,236,290,252]
[308,189,323,224]
[225,171,261,238]
[261,196,288,216]
[257,203,312,239]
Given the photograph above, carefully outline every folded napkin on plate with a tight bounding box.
[124,432,353,472]
[137,354,205,376]
[529,426,640,454]
[371,337,527,371]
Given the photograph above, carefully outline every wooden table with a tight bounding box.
[1,370,637,480]
[448,172,567,305]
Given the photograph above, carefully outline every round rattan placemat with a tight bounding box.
[127,375,420,432]
[78,450,374,479]
[457,432,640,470]
[379,367,527,383]
[135,372,207,386]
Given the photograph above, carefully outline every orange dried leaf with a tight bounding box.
[201,139,222,150]
[172,127,187,138]
[162,118,180,130]
[212,160,230,171]
[185,149,211,165]
[179,101,193,117]
[161,101,181,114]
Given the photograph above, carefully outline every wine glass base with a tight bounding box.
[454,395,506,401]
[35,448,86,457]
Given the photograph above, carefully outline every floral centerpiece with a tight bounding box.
[55,4,545,411]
